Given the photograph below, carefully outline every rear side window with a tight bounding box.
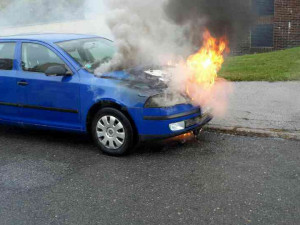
[22,43,67,73]
[0,42,16,71]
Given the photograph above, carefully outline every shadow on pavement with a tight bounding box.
[0,125,215,156]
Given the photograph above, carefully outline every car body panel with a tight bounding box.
[127,107,202,135]
[13,40,82,130]
[0,40,20,122]
[0,34,212,140]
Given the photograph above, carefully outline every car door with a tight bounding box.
[0,41,20,122]
[16,41,81,130]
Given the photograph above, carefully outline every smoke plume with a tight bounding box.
[98,0,255,116]
[98,0,255,73]
[96,0,191,73]
[164,0,255,47]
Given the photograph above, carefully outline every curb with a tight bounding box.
[206,125,300,141]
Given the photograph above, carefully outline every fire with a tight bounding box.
[186,30,229,90]
[167,132,195,143]
[165,30,232,117]
[174,30,232,117]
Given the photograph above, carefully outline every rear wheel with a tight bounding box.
[91,107,134,156]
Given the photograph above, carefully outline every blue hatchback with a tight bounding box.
[0,34,212,155]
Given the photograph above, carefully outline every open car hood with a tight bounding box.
[96,67,169,96]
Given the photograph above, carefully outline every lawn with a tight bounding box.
[219,47,300,81]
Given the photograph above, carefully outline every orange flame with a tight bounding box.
[186,30,229,91]
[175,30,232,117]
[168,132,195,143]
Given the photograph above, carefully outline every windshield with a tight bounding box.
[57,38,115,73]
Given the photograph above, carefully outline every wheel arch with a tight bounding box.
[86,99,138,142]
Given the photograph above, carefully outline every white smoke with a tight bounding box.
[95,0,254,74]
[0,0,111,37]
[95,0,194,74]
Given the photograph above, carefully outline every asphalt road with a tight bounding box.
[0,126,299,225]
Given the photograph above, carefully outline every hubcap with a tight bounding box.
[96,115,126,150]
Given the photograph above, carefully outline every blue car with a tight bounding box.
[0,34,212,155]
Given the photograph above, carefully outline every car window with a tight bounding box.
[57,38,115,73]
[22,43,67,74]
[0,42,16,71]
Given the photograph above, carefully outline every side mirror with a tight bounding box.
[45,65,72,76]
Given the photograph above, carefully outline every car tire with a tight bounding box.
[91,107,134,156]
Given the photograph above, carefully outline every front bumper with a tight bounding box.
[127,104,213,141]
[139,113,213,141]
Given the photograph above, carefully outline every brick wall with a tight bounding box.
[234,0,300,55]
[274,0,300,49]
[231,31,251,55]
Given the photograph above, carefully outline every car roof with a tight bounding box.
[0,33,106,43]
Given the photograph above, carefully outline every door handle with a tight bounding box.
[17,81,29,86]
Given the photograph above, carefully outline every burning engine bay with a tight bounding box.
[96,30,232,117]
[98,65,192,107]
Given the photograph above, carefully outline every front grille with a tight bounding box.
[185,115,203,128]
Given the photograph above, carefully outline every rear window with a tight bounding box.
[0,42,16,71]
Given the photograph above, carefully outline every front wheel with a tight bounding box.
[91,108,134,156]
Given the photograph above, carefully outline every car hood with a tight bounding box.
[95,67,168,97]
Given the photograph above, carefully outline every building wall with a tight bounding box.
[274,0,300,49]
[235,0,300,55]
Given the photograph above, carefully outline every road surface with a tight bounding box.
[0,126,299,225]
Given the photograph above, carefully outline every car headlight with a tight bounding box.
[169,121,185,131]
[144,93,190,108]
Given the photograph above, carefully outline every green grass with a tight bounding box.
[219,47,300,81]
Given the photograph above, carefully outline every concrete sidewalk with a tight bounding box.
[208,82,300,140]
